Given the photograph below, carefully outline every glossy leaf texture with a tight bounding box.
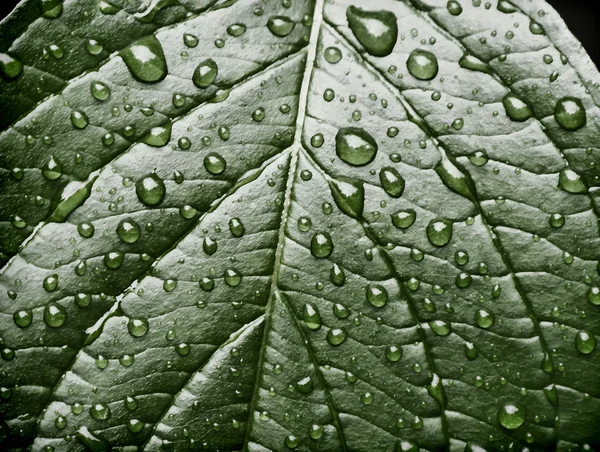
[1,0,600,450]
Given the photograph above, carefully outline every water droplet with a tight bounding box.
[85,39,103,55]
[127,419,144,434]
[456,272,472,288]
[469,149,489,166]
[284,434,300,449]
[447,0,463,15]
[104,251,124,269]
[346,6,398,57]
[296,376,314,394]
[227,23,247,37]
[44,303,66,328]
[330,263,345,286]
[549,213,565,229]
[176,343,190,356]
[204,152,226,175]
[329,178,364,219]
[224,269,242,286]
[117,218,141,243]
[136,173,166,206]
[554,97,586,131]
[361,392,374,405]
[459,54,491,74]
[70,110,89,129]
[327,328,347,346]
[335,127,377,166]
[90,403,111,420]
[498,403,526,429]
[544,384,558,407]
[503,93,533,122]
[391,209,416,229]
[309,424,323,440]
[43,274,59,292]
[464,342,478,360]
[40,0,64,18]
[379,167,405,198]
[558,168,587,194]
[128,318,149,337]
[229,218,245,238]
[0,53,23,79]
[42,155,63,181]
[386,345,402,362]
[298,217,312,232]
[203,237,218,256]
[406,49,439,81]
[366,284,388,308]
[90,81,110,101]
[529,21,545,35]
[476,309,495,328]
[395,440,418,452]
[311,232,333,258]
[426,219,453,247]
[13,310,33,328]
[303,303,321,330]
[575,330,596,354]
[121,36,168,83]
[429,320,451,336]
[193,59,218,88]
[587,287,600,305]
[267,16,295,37]
[77,221,95,238]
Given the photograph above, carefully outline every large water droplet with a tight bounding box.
[43,274,59,292]
[104,251,124,269]
[71,110,89,129]
[204,152,227,175]
[558,168,587,194]
[90,403,111,420]
[303,303,321,330]
[426,219,453,247]
[497,403,526,429]
[128,318,149,337]
[143,124,171,147]
[193,59,218,88]
[575,330,596,354]
[229,218,245,237]
[42,155,63,181]
[330,263,345,286]
[406,49,439,81]
[554,97,586,131]
[475,309,494,328]
[336,127,377,166]
[40,0,64,18]
[224,269,242,286]
[121,36,168,83]
[44,303,66,328]
[13,310,33,328]
[90,81,111,101]
[267,16,295,37]
[0,53,24,79]
[326,328,347,346]
[429,320,451,336]
[136,173,166,206]
[379,167,405,197]
[391,209,416,229]
[117,218,141,243]
[503,93,533,122]
[386,345,402,362]
[366,284,388,308]
[329,178,364,219]
[203,237,218,255]
[311,232,333,258]
[346,6,398,57]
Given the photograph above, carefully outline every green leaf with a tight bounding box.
[1,0,600,450]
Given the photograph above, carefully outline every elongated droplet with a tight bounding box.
[121,36,168,83]
[311,232,333,258]
[40,0,64,18]
[544,384,558,407]
[136,173,166,206]
[459,54,491,74]
[71,110,89,129]
[229,218,245,237]
[464,342,478,360]
[426,219,453,247]
[406,49,439,81]
[329,178,364,219]
[498,403,525,429]
[267,16,295,37]
[379,167,405,197]
[554,97,586,131]
[330,263,345,286]
[336,127,378,166]
[303,304,321,330]
[193,59,218,88]
[0,53,23,79]
[503,93,533,122]
[203,237,218,255]
[346,6,398,57]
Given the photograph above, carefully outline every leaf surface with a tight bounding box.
[1,0,600,450]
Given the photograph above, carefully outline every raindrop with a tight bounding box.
[366,284,388,308]
[503,93,533,122]
[267,16,295,37]
[193,59,218,88]
[406,49,439,81]
[136,173,166,206]
[346,6,398,57]
[554,97,586,131]
[335,127,378,166]
[311,232,334,258]
[44,303,66,328]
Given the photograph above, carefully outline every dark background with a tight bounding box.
[0,0,598,67]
